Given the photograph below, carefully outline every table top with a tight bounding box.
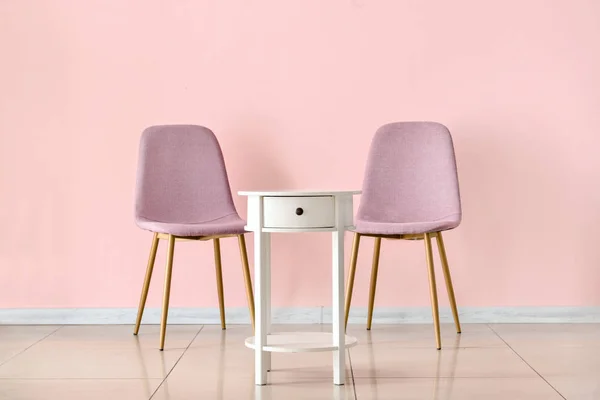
[238,190,361,197]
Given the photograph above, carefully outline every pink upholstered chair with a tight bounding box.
[344,122,462,349]
[133,125,255,350]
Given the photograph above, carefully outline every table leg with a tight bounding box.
[255,231,268,385]
[265,232,272,372]
[332,228,345,385]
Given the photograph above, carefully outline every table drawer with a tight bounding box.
[263,196,335,229]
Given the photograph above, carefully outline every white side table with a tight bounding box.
[239,190,361,386]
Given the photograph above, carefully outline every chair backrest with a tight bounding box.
[357,122,462,224]
[135,125,238,224]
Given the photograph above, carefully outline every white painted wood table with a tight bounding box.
[239,190,361,386]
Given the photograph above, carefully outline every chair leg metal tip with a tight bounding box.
[437,347,441,350]
[159,348,164,351]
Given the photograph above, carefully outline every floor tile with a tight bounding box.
[490,323,600,348]
[350,345,535,378]
[490,324,600,380]
[0,379,162,400]
[40,325,201,350]
[0,325,201,379]
[510,346,600,377]
[0,326,60,365]
[352,377,563,400]
[152,379,355,400]
[346,324,505,348]
[544,376,600,400]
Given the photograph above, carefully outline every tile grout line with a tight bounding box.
[0,325,64,368]
[148,325,204,400]
[0,377,163,380]
[347,349,358,400]
[487,324,567,400]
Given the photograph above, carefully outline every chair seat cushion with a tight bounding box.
[353,213,460,235]
[136,213,247,237]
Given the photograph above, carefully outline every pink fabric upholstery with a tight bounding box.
[355,122,462,235]
[135,125,246,236]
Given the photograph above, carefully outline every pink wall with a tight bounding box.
[2,0,600,309]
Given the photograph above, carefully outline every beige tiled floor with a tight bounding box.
[0,324,598,399]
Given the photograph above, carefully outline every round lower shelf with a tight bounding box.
[245,332,358,353]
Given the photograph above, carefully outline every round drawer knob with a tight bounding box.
[295,207,304,216]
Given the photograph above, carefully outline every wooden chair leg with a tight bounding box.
[213,238,226,330]
[134,233,160,335]
[366,237,382,330]
[424,232,441,350]
[436,232,461,333]
[159,234,176,350]
[344,233,361,329]
[238,234,255,330]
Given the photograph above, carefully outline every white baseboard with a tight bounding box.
[1,307,600,325]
